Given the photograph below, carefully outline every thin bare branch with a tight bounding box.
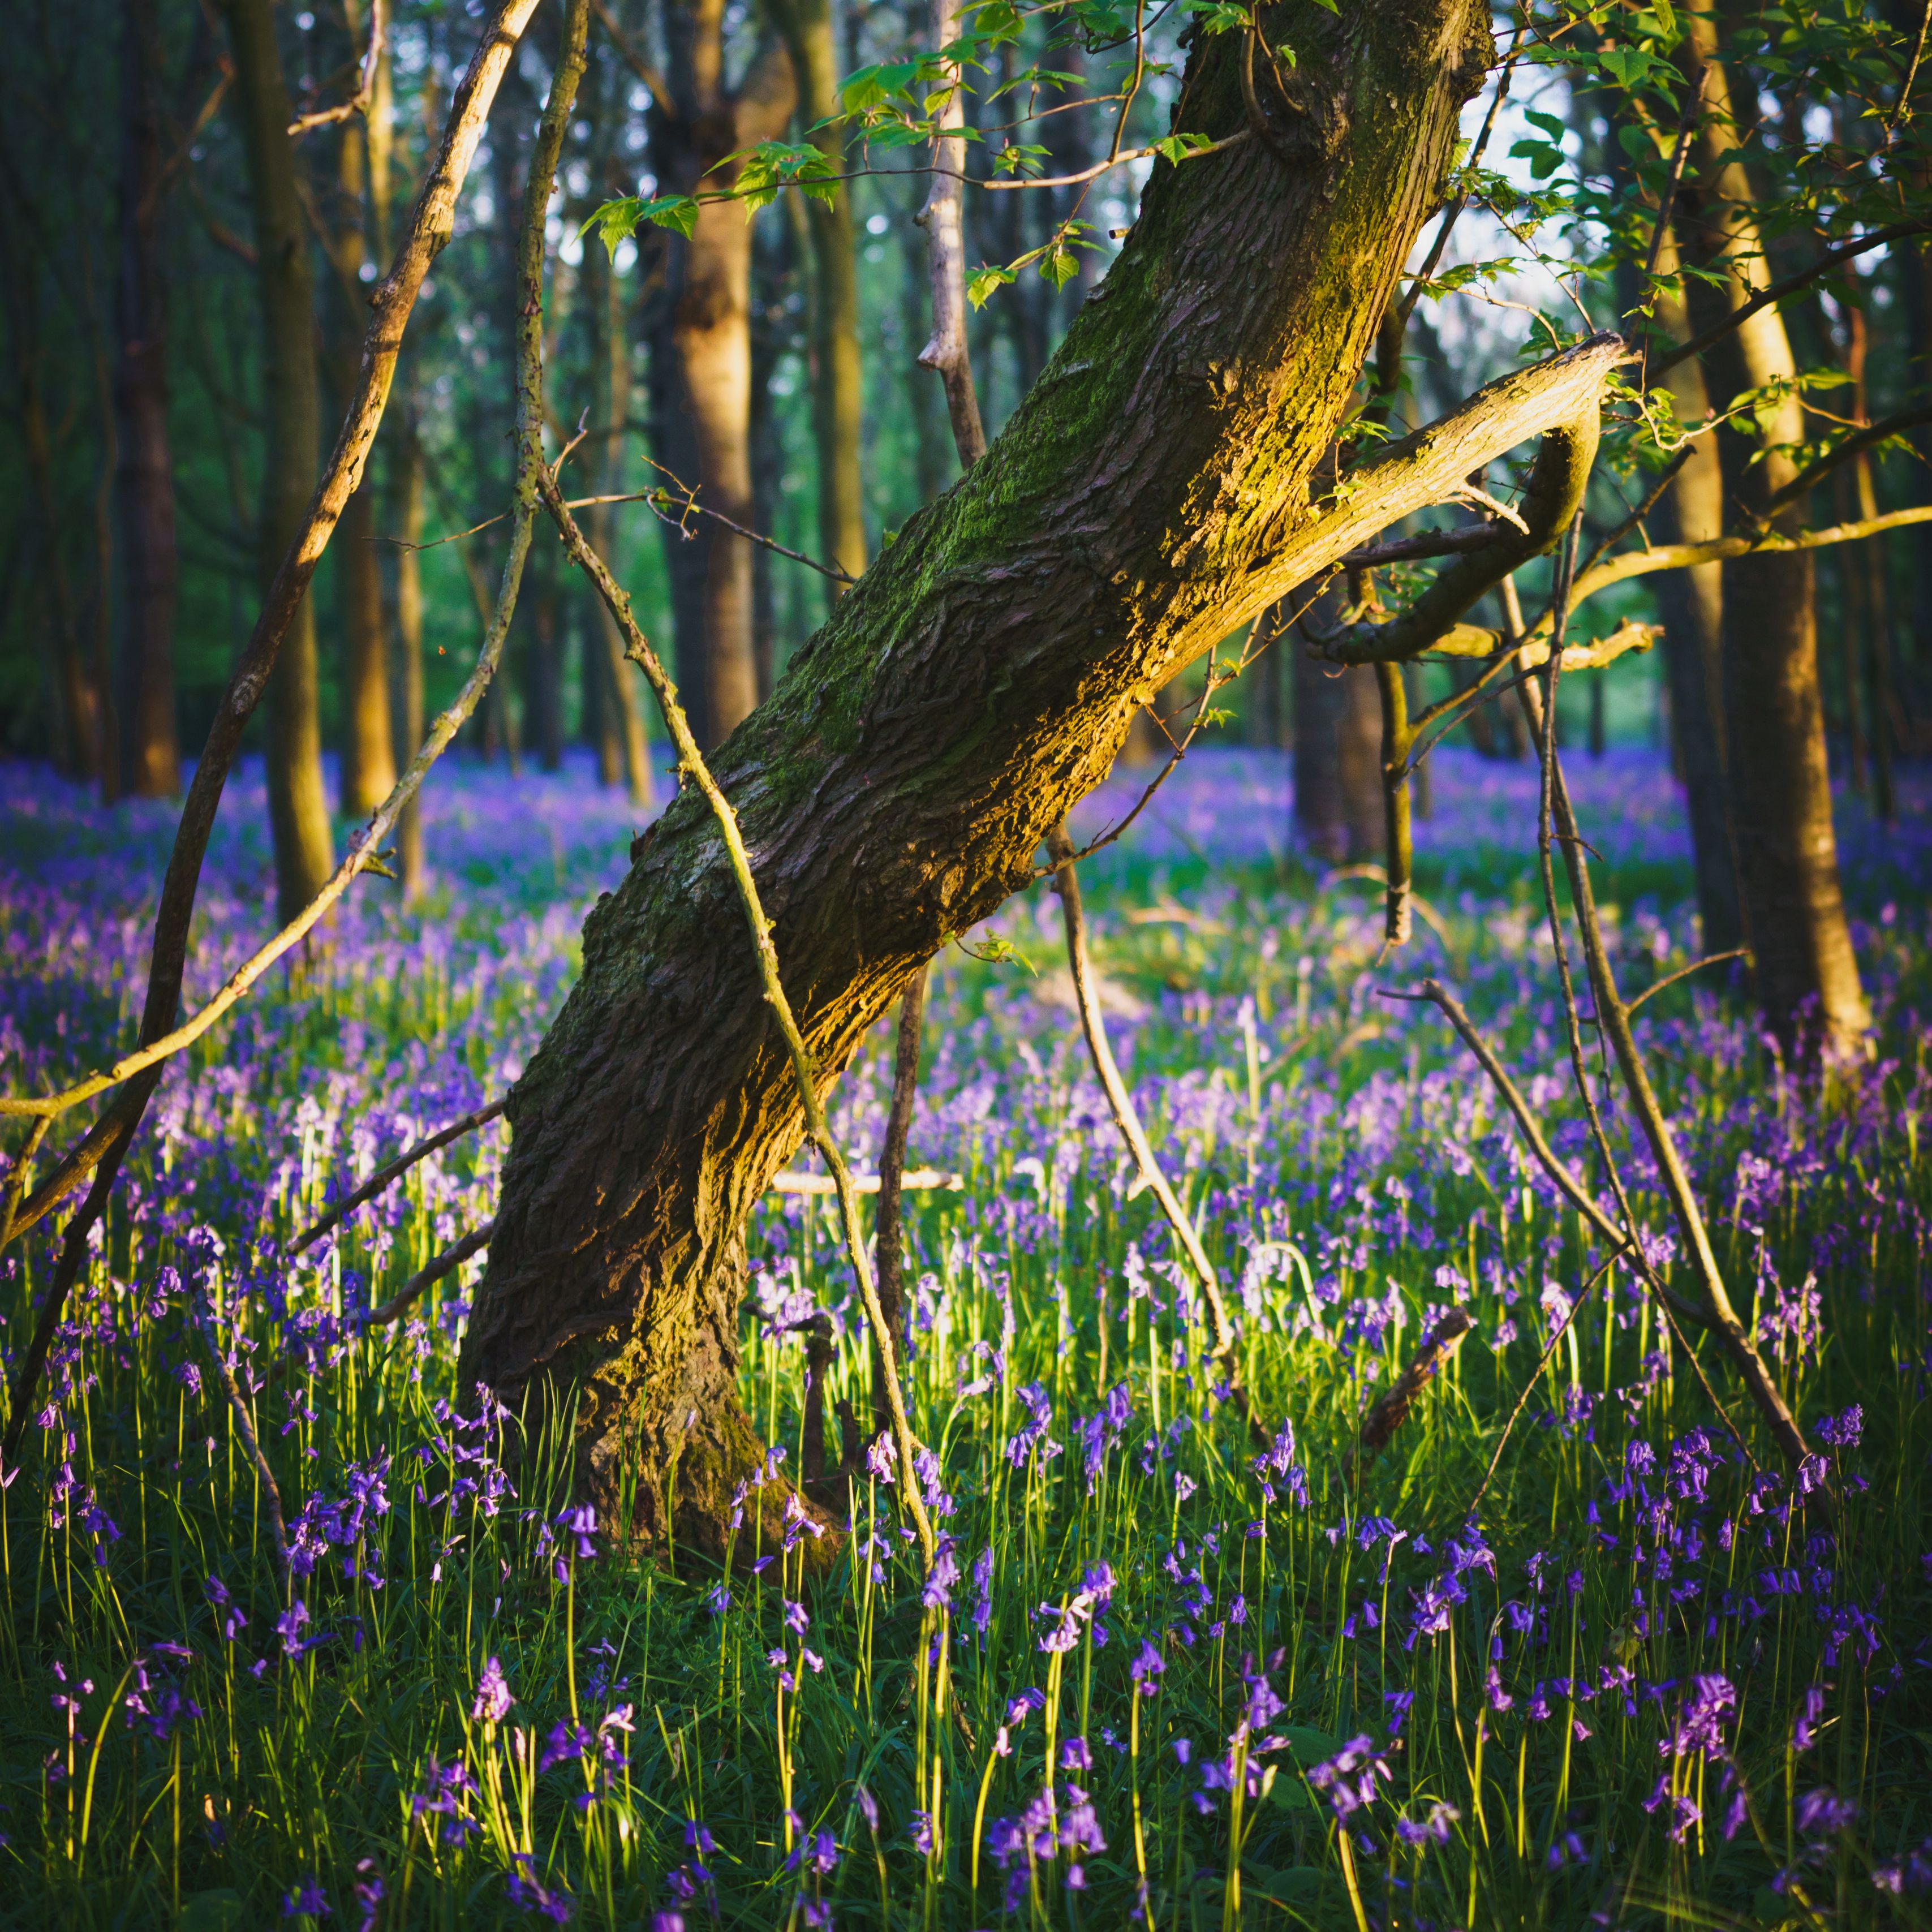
[287,0,386,136]
[538,468,937,1570]
[363,1221,493,1329]
[190,1281,290,1574]
[1625,948,1750,1013]
[291,1100,507,1254]
[1646,220,1931,383]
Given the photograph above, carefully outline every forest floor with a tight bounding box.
[0,746,1928,1929]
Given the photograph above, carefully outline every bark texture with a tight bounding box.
[225,0,335,922]
[113,0,183,799]
[461,0,1524,1549]
[647,1,797,748]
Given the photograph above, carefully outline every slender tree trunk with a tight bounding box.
[18,373,99,782]
[326,6,397,819]
[1679,20,1867,1053]
[1292,618,1350,861]
[526,558,566,772]
[114,0,182,798]
[338,480,397,810]
[1644,237,1744,954]
[1290,583,1381,859]
[901,214,952,505]
[391,402,427,900]
[1844,308,1896,824]
[224,0,335,922]
[1336,662,1385,860]
[648,1,796,748]
[461,0,1503,1543]
[770,0,867,602]
[588,228,653,803]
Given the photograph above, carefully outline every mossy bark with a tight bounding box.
[461,0,1500,1552]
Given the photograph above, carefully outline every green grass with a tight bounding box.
[1,791,1927,1931]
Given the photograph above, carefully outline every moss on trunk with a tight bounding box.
[461,0,1503,1554]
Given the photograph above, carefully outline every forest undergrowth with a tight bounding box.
[0,748,1928,1930]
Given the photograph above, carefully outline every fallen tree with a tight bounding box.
[456,0,1630,1556]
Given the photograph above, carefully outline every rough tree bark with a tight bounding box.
[459,0,1599,1552]
[647,0,797,748]
[113,0,183,799]
[224,0,335,923]
[1677,20,1868,1053]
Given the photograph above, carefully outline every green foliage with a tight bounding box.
[725,139,842,214]
[581,193,698,250]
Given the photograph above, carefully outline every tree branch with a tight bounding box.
[291,1099,507,1254]
[1645,220,1931,383]
[537,468,937,1570]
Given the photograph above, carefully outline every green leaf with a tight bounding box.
[967,264,1017,308]
[838,59,927,117]
[956,931,1035,971]
[1276,1726,1340,1767]
[1597,45,1656,89]
[1149,130,1216,165]
[1180,0,1253,33]
[1508,138,1565,181]
[580,193,700,250]
[179,1895,249,1932]
[724,139,840,216]
[1039,242,1080,290]
[992,142,1052,177]
[1523,107,1567,139]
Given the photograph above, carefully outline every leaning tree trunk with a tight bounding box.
[1678,21,1867,1054]
[461,0,1542,1555]
[224,0,334,923]
[113,0,182,799]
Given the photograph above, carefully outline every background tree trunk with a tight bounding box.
[324,8,398,820]
[1679,20,1867,1053]
[584,210,653,803]
[1292,634,1350,861]
[391,401,427,901]
[113,0,182,799]
[460,0,1500,1547]
[769,0,867,601]
[647,0,796,748]
[224,0,334,923]
[1645,222,1743,953]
